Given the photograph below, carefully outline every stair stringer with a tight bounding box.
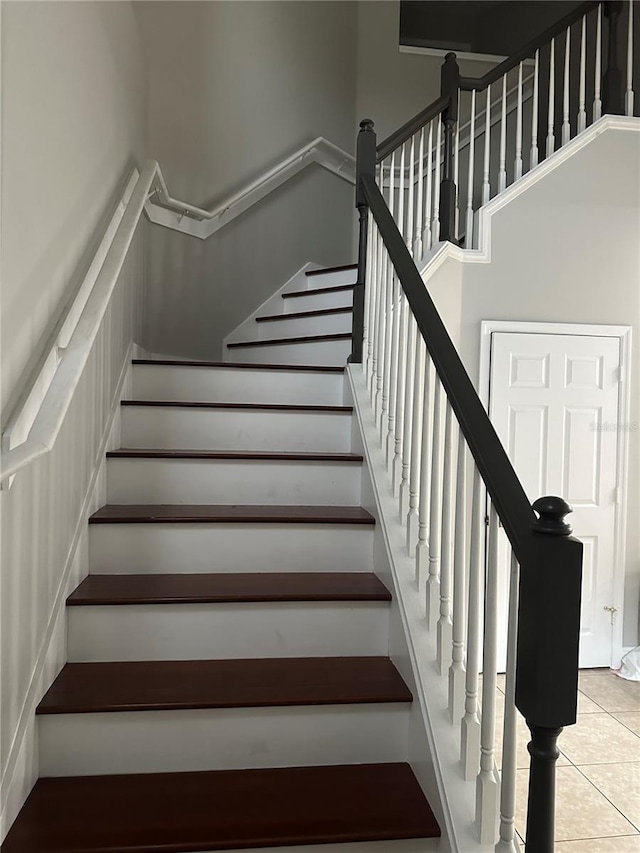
[346,364,495,853]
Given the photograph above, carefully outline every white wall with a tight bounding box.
[135,0,358,360]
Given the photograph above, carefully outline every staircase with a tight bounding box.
[1,265,440,852]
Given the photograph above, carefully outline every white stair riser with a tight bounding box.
[121,407,352,452]
[67,602,389,662]
[255,312,352,341]
[39,704,410,776]
[106,458,362,505]
[283,289,353,313]
[132,364,345,406]
[227,339,351,367]
[89,523,374,574]
[304,269,357,289]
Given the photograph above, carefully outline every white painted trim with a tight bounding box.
[145,138,356,240]
[478,320,633,670]
[0,346,134,841]
[399,44,536,68]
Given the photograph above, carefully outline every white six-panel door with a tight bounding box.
[489,331,622,668]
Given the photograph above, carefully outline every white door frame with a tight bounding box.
[479,320,633,668]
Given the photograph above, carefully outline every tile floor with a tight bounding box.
[499,668,640,850]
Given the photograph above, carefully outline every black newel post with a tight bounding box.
[516,496,583,853]
[603,1,625,115]
[439,52,460,244]
[350,118,377,365]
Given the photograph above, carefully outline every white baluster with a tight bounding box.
[416,357,433,579]
[476,504,501,845]
[380,153,396,445]
[415,127,425,260]
[374,222,386,419]
[371,219,382,411]
[547,38,556,157]
[407,331,425,555]
[531,51,540,169]
[515,64,523,180]
[594,6,603,120]
[483,85,491,204]
[562,27,571,146]
[627,0,634,116]
[424,121,434,251]
[386,273,399,464]
[433,117,442,242]
[465,89,476,248]
[461,466,483,780]
[437,401,455,674]
[407,134,416,254]
[448,428,467,721]
[425,375,443,629]
[363,211,373,384]
[399,313,416,520]
[498,75,507,192]
[454,118,460,239]
[495,551,521,853]
[392,291,407,492]
[578,15,587,132]
[398,142,406,243]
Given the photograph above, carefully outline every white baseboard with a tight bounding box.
[0,343,136,842]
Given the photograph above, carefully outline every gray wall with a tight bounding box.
[135,0,358,360]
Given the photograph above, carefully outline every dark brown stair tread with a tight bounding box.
[133,359,345,373]
[89,504,376,524]
[306,262,358,275]
[36,657,412,714]
[1,763,440,852]
[256,306,353,323]
[227,332,350,349]
[67,572,391,606]
[283,283,355,299]
[121,400,352,412]
[106,450,362,461]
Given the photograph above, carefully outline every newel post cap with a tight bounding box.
[359,118,375,132]
[532,496,573,536]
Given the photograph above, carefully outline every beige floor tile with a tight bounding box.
[578,691,606,714]
[579,671,640,713]
[515,765,637,841]
[555,836,640,851]
[560,713,640,765]
[580,763,640,830]
[612,712,640,736]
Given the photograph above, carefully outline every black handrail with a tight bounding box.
[376,95,450,162]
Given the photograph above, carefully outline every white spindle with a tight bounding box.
[415,127,425,260]
[594,6,602,120]
[380,153,396,446]
[465,89,476,248]
[531,51,540,169]
[627,0,635,116]
[515,64,523,180]
[407,134,416,254]
[482,85,491,204]
[475,504,501,844]
[407,332,425,555]
[448,428,467,721]
[433,117,442,243]
[562,27,571,146]
[495,551,521,853]
[416,357,434,582]
[498,75,507,192]
[460,466,483,780]
[578,16,587,133]
[454,118,460,238]
[374,215,386,420]
[399,314,416,520]
[392,289,407,490]
[398,142,406,243]
[363,211,373,386]
[547,38,556,157]
[386,273,399,464]
[425,376,443,629]
[371,215,383,412]
[437,401,455,674]
[424,121,434,251]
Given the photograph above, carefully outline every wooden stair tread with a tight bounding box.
[282,283,355,299]
[121,400,352,412]
[133,359,345,373]
[89,504,376,524]
[256,306,353,323]
[67,572,391,606]
[227,332,350,349]
[306,262,358,276]
[106,449,363,462]
[36,657,412,714]
[1,763,440,852]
